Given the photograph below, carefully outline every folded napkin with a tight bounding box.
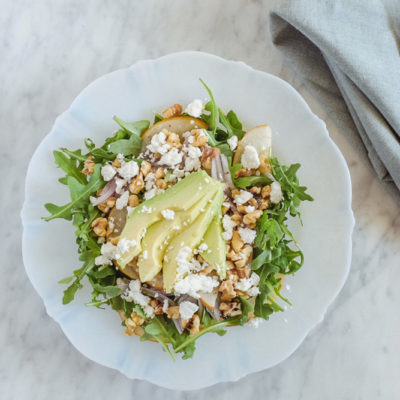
[269,0,400,201]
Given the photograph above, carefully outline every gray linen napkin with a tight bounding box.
[269,0,400,201]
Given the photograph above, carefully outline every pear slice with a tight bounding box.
[233,124,272,167]
[141,116,208,148]
[199,291,218,310]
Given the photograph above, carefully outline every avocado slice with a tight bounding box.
[117,171,220,268]
[200,216,227,279]
[137,188,217,282]
[163,187,224,292]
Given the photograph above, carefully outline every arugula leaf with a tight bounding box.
[200,78,219,134]
[219,109,245,139]
[44,164,103,221]
[112,116,150,137]
[107,137,142,156]
[234,175,273,189]
[53,150,87,185]
[239,297,254,325]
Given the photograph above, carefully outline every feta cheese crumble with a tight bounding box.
[121,280,154,318]
[241,145,260,169]
[174,274,219,298]
[238,227,257,244]
[270,181,283,203]
[116,190,129,210]
[161,209,175,220]
[245,205,255,213]
[94,242,117,265]
[179,301,199,320]
[141,205,152,214]
[147,132,170,155]
[198,243,208,252]
[234,190,253,205]
[222,214,236,240]
[227,135,238,151]
[184,99,205,118]
[159,148,183,167]
[101,164,116,181]
[117,160,139,180]
[248,317,263,328]
[235,273,260,296]
[116,238,136,255]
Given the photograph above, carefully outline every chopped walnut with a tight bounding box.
[199,264,214,275]
[149,299,164,315]
[162,103,182,118]
[222,204,229,214]
[140,160,152,177]
[248,197,258,207]
[219,279,237,301]
[163,130,182,149]
[112,157,122,168]
[201,146,220,170]
[243,210,263,227]
[230,212,242,225]
[249,186,261,195]
[227,248,241,262]
[184,314,200,336]
[260,198,270,210]
[92,217,108,236]
[220,301,241,317]
[236,205,247,214]
[155,178,167,189]
[191,129,209,147]
[124,310,145,336]
[129,172,144,194]
[237,267,251,279]
[259,154,271,174]
[97,196,116,213]
[231,188,240,198]
[128,194,139,207]
[167,306,180,319]
[231,230,244,253]
[82,156,95,175]
[155,167,166,179]
[261,185,271,198]
[226,269,239,282]
[226,260,235,271]
[234,244,253,268]
[234,168,254,178]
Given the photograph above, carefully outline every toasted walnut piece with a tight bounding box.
[249,186,261,195]
[184,314,200,336]
[82,155,95,175]
[259,154,271,174]
[130,311,144,326]
[219,279,237,301]
[128,194,140,207]
[201,146,221,170]
[155,167,166,179]
[235,244,253,268]
[149,299,164,315]
[235,168,254,178]
[117,310,127,322]
[231,230,244,253]
[112,157,122,168]
[155,179,167,189]
[236,205,247,214]
[92,217,108,236]
[231,189,240,198]
[222,204,229,214]
[230,212,242,225]
[226,260,235,270]
[227,248,241,262]
[226,269,239,282]
[248,197,258,208]
[261,185,272,198]
[162,103,183,118]
[110,236,120,245]
[166,132,182,149]
[129,172,144,194]
[167,306,180,319]
[219,301,242,317]
[191,129,209,147]
[199,265,214,275]
[237,267,251,279]
[260,198,270,210]
[97,196,116,213]
[140,160,152,177]
[243,210,263,227]
[134,326,145,336]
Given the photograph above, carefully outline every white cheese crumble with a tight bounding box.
[238,227,257,244]
[184,99,205,118]
[222,214,236,240]
[141,205,153,214]
[114,177,127,194]
[198,243,208,252]
[116,238,136,256]
[235,273,260,296]
[101,164,116,181]
[121,280,154,318]
[94,242,117,265]
[174,274,219,298]
[234,190,253,205]
[147,131,170,155]
[162,299,169,313]
[159,148,183,167]
[179,301,199,320]
[227,135,238,151]
[142,250,148,260]
[183,145,202,172]
[175,246,193,280]
[117,160,139,180]
[245,205,255,213]
[270,181,283,203]
[241,145,260,169]
[161,209,175,220]
[116,190,129,210]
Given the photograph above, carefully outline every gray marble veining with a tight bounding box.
[1,0,399,399]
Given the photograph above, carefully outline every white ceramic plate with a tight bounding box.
[21,51,354,390]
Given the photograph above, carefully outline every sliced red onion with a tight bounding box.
[197,298,204,315]
[173,318,184,334]
[92,178,116,206]
[142,286,175,306]
[207,294,221,321]
[220,154,235,189]
[211,157,218,180]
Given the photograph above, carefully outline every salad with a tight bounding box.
[44,80,313,360]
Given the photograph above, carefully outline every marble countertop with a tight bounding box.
[1,0,399,398]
